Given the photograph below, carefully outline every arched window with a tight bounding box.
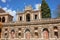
[35,15,37,19]
[34,32,38,38]
[20,16,22,21]
[25,29,31,39]
[26,14,30,22]
[2,17,5,23]
[18,28,21,30]
[0,28,1,33]
[53,26,58,38]
[0,17,1,22]
[4,33,8,38]
[5,28,8,31]
[43,28,49,39]
[5,33,7,36]
[34,27,38,30]
[18,33,21,36]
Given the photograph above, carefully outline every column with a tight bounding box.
[39,12,41,19]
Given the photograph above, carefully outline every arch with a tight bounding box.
[2,17,5,23]
[11,29,15,33]
[4,33,8,38]
[26,14,30,22]
[25,29,30,32]
[43,28,49,32]
[43,28,49,39]
[0,17,1,22]
[10,29,15,38]
[34,32,39,38]
[53,26,58,29]
[25,28,31,39]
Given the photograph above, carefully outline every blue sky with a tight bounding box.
[0,0,60,20]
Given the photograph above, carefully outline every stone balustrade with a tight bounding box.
[2,18,60,26]
[0,38,60,40]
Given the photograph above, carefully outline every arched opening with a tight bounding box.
[20,16,22,21]
[53,26,58,29]
[10,29,15,38]
[34,32,39,38]
[26,14,30,22]
[25,29,30,32]
[4,33,8,38]
[53,26,58,38]
[4,28,8,38]
[43,28,49,39]
[2,17,5,23]
[0,17,1,22]
[35,15,37,19]
[25,29,31,39]
[11,29,15,32]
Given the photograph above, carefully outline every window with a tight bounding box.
[2,17,5,23]
[20,16,22,21]
[18,28,21,30]
[53,26,58,38]
[5,29,8,31]
[54,32,58,38]
[54,26,58,29]
[34,27,38,30]
[4,33,8,38]
[5,33,7,36]
[26,14,30,22]
[0,17,1,22]
[35,15,37,19]
[18,33,21,36]
[0,28,1,33]
[35,32,38,36]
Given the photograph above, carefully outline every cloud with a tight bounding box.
[3,7,16,16]
[1,0,11,3]
[35,4,41,10]
[2,7,16,21]
[7,9,16,21]
[3,7,7,10]
[1,0,6,3]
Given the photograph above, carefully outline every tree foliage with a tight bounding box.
[41,0,51,18]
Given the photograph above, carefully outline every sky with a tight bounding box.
[0,0,60,20]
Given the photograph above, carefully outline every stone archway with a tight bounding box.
[43,28,49,39]
[25,29,31,39]
[10,29,15,38]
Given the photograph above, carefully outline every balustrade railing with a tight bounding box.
[0,38,60,40]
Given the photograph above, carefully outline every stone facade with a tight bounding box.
[0,6,60,40]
